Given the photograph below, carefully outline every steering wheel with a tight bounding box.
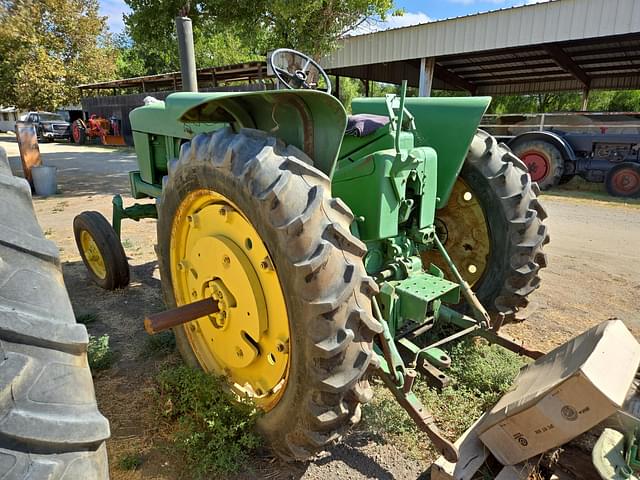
[269,48,332,94]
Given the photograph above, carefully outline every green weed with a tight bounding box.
[362,338,527,461]
[88,334,113,370]
[117,452,142,471]
[143,330,176,356]
[121,238,134,249]
[157,365,261,477]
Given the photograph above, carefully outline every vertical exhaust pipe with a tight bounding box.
[175,16,198,92]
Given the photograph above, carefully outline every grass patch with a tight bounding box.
[76,312,98,324]
[117,452,142,471]
[88,334,113,370]
[143,330,176,356]
[363,338,527,461]
[157,365,261,477]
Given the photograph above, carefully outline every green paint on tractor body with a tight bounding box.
[126,87,489,343]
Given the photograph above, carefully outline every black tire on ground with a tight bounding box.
[0,146,110,478]
[73,119,87,145]
[157,128,382,461]
[512,139,564,190]
[73,211,130,290]
[605,163,640,198]
[459,131,549,322]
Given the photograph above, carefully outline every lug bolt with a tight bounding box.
[255,388,264,396]
[223,255,231,265]
[219,206,227,216]
[235,347,243,358]
[276,340,289,353]
[191,290,197,298]
[260,257,272,271]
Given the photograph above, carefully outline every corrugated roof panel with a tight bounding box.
[324,0,639,69]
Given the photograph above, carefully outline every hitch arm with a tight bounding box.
[372,298,459,463]
[378,370,459,463]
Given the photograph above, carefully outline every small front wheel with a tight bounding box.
[74,211,130,289]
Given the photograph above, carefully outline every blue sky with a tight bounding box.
[99,0,546,35]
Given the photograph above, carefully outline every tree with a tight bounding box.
[121,0,398,75]
[0,0,116,110]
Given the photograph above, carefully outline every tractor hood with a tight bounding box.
[166,90,347,178]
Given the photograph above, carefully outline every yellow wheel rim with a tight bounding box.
[170,189,290,410]
[421,177,490,287]
[80,230,107,280]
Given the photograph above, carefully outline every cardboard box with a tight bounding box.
[476,320,640,466]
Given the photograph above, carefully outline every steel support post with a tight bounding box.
[418,57,435,97]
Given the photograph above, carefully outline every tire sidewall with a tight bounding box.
[157,159,330,442]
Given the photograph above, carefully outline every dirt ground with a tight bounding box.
[3,133,640,479]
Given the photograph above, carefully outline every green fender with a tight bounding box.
[350,96,491,208]
[130,90,347,178]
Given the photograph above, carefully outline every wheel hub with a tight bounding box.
[421,178,490,287]
[613,168,640,194]
[80,230,106,279]
[170,190,290,409]
[521,150,550,183]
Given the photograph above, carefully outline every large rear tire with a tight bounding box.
[157,128,381,461]
[72,120,86,145]
[424,131,549,322]
[0,147,110,478]
[605,163,640,198]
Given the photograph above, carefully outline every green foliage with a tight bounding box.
[363,339,526,460]
[0,0,116,110]
[448,339,527,394]
[157,365,261,477]
[121,0,398,75]
[489,90,640,114]
[117,452,143,471]
[88,334,113,370]
[143,330,176,356]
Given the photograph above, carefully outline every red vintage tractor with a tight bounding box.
[71,114,126,146]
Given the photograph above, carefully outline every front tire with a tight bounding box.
[157,128,381,461]
[73,211,130,290]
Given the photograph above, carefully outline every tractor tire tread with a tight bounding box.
[158,128,378,461]
[0,146,110,479]
[464,130,549,322]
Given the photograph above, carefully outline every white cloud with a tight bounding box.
[348,11,431,35]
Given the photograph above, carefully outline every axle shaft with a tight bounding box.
[144,297,219,335]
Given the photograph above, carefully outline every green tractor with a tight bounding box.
[74,49,548,462]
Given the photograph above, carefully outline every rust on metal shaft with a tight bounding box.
[144,297,219,335]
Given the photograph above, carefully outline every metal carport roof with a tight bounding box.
[323,0,640,95]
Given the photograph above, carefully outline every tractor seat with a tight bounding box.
[345,114,390,137]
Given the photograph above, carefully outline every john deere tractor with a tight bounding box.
[74,49,548,462]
